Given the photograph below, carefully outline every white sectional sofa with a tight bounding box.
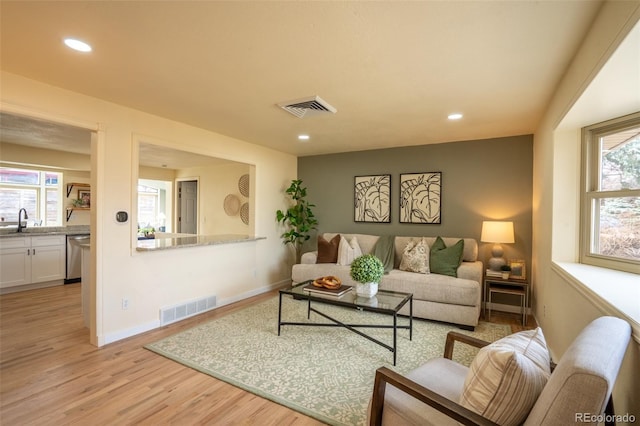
[291,233,483,329]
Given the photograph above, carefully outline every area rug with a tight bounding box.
[146,296,510,426]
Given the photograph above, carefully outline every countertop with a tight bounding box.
[0,225,90,238]
[136,234,265,251]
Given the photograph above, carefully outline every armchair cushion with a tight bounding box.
[373,358,469,426]
[460,328,551,426]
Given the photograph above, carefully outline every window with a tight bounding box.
[581,112,640,274]
[0,168,63,226]
[138,184,160,228]
[137,179,172,234]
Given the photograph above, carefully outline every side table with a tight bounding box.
[484,276,529,326]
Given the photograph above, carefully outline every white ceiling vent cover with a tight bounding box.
[278,95,337,118]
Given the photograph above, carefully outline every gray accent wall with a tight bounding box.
[298,134,533,288]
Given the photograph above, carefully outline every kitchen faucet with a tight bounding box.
[17,208,28,233]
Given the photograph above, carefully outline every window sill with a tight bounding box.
[552,262,639,343]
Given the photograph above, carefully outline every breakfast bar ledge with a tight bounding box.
[136,234,265,252]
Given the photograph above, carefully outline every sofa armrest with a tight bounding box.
[457,261,483,284]
[301,251,318,264]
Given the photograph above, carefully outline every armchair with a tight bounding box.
[369,316,631,426]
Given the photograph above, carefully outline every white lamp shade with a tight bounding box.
[481,221,515,244]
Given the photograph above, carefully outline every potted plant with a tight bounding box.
[276,179,318,264]
[500,265,511,279]
[350,254,385,297]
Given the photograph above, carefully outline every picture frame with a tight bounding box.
[509,259,526,279]
[78,189,91,207]
[354,174,391,223]
[399,172,441,224]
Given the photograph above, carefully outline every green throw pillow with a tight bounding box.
[430,236,464,277]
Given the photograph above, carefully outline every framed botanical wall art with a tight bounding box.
[399,172,441,224]
[354,174,391,223]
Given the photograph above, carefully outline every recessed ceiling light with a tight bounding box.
[64,38,92,52]
[448,113,463,120]
[298,134,310,141]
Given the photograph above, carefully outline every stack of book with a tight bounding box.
[303,283,353,297]
[485,269,503,278]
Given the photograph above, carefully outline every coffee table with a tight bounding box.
[278,281,413,365]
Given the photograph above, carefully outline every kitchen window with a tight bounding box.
[580,112,640,274]
[0,167,62,226]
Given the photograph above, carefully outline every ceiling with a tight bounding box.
[0,1,605,157]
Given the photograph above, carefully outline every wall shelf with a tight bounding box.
[66,207,90,222]
[66,182,90,198]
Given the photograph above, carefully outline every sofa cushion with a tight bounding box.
[381,270,479,306]
[399,238,430,274]
[460,328,551,426]
[430,237,464,277]
[337,236,363,266]
[317,234,341,263]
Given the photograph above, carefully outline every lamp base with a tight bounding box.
[488,256,507,272]
[488,243,506,272]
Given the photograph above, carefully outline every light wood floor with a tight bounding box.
[0,283,535,425]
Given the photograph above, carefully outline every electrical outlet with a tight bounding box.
[122,298,129,310]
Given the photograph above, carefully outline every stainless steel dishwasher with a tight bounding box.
[66,234,90,284]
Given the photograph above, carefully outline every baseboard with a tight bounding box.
[216,279,289,308]
[103,320,160,345]
[101,279,290,345]
[0,280,64,295]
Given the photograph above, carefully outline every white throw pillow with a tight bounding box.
[460,328,551,426]
[337,236,363,266]
[399,238,430,274]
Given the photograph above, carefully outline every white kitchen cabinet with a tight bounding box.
[0,242,31,288]
[0,235,66,289]
[31,236,66,283]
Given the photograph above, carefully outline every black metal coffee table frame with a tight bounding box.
[278,281,413,365]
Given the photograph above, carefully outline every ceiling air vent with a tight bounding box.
[278,95,337,118]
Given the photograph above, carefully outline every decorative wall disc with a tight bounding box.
[238,174,250,197]
[240,202,249,225]
[223,194,240,216]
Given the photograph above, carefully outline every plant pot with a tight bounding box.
[502,272,510,279]
[355,282,378,298]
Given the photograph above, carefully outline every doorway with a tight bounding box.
[177,179,198,234]
[0,109,98,345]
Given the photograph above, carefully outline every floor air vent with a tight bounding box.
[278,95,337,118]
[160,295,216,326]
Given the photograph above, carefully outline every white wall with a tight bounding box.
[176,162,251,235]
[0,71,297,346]
[533,1,640,420]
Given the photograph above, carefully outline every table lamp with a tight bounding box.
[481,221,515,271]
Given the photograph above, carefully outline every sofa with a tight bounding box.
[291,233,483,329]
